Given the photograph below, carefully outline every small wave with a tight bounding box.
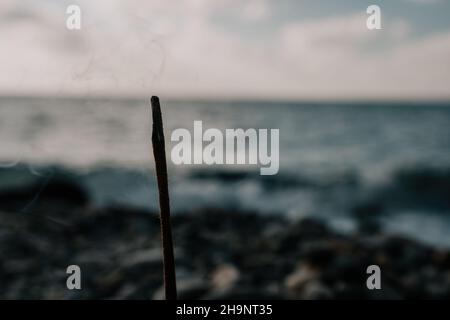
[1,163,450,246]
[370,166,450,211]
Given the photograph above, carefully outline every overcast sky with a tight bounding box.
[1,0,450,100]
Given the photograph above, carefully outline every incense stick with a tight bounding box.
[151,96,177,300]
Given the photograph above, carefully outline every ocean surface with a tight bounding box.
[1,97,449,246]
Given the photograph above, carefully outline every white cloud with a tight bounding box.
[241,0,270,22]
[0,1,449,100]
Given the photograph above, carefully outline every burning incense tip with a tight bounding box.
[151,96,164,144]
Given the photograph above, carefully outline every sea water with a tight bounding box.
[1,97,449,246]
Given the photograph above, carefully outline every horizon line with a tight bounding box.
[1,93,450,105]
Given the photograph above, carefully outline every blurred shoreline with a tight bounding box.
[0,170,449,299]
[1,163,449,247]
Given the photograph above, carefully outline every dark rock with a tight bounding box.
[0,177,89,211]
[121,248,162,269]
[153,276,209,300]
[204,287,284,300]
[300,240,337,267]
[352,202,384,218]
[301,281,334,300]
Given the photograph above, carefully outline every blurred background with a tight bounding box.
[0,0,449,299]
